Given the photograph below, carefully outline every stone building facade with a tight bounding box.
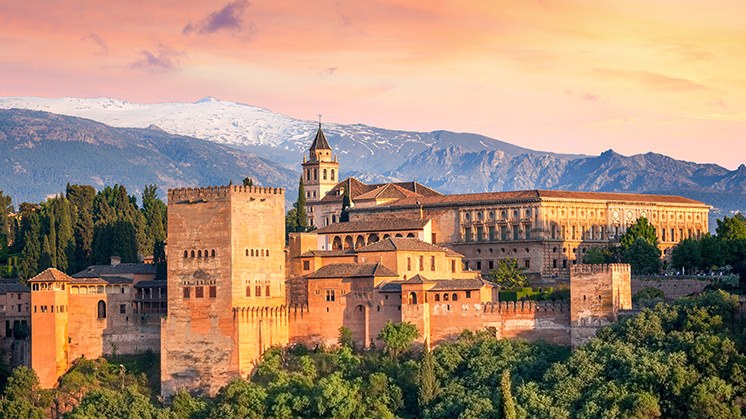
[160,185,288,397]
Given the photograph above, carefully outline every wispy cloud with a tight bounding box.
[565,89,601,103]
[81,32,108,55]
[592,69,710,92]
[130,44,184,73]
[183,0,254,37]
[321,67,337,76]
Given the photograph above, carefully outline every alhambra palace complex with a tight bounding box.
[5,125,710,396]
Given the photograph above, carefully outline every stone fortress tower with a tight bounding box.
[160,185,288,397]
[301,122,339,206]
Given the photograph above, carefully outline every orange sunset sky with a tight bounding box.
[1,0,744,169]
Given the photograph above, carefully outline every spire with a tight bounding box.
[309,116,331,151]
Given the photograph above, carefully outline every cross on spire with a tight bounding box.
[317,113,323,128]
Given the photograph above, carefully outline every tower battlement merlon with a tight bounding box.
[168,185,285,203]
[570,263,631,276]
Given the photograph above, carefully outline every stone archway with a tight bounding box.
[344,236,354,250]
[355,235,366,249]
[332,236,343,250]
[368,233,379,244]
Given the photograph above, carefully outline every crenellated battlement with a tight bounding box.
[571,263,630,276]
[168,185,285,203]
[482,300,567,313]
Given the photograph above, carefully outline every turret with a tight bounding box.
[301,122,339,204]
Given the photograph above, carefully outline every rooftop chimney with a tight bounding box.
[110,256,121,266]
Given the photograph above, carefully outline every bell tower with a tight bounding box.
[301,119,339,204]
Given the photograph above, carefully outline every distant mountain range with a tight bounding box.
[0,97,743,231]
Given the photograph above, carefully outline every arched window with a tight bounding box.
[204,249,209,258]
[443,293,449,301]
[184,250,188,258]
[261,249,265,257]
[212,249,216,257]
[306,170,311,181]
[198,250,202,258]
[331,169,335,180]
[408,292,418,304]
[323,168,327,180]
[246,287,251,297]
[435,294,440,302]
[246,249,249,256]
[452,293,458,301]
[266,249,270,257]
[313,168,317,180]
[251,249,254,257]
[97,300,106,319]
[191,250,195,258]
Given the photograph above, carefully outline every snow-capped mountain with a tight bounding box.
[0,96,578,174]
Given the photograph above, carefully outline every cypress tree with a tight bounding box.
[18,214,41,281]
[340,181,351,222]
[295,176,308,231]
[418,345,439,410]
[500,370,517,419]
[47,214,57,269]
[39,235,53,271]
[55,198,74,272]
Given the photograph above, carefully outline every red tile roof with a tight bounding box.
[306,263,399,279]
[355,237,453,253]
[29,268,73,283]
[313,219,429,235]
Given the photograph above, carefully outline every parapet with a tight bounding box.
[482,300,567,313]
[168,185,285,203]
[570,263,631,276]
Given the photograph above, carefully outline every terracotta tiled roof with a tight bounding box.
[300,250,355,257]
[72,263,157,278]
[318,178,442,204]
[29,268,73,283]
[309,126,331,151]
[314,219,429,235]
[355,184,422,201]
[403,274,431,284]
[306,263,398,279]
[362,189,705,209]
[431,278,491,291]
[355,237,449,253]
[0,281,29,293]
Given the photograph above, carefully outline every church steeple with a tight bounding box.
[301,118,340,209]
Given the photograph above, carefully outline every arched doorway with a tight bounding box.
[408,292,418,304]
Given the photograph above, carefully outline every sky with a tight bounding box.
[0,0,744,169]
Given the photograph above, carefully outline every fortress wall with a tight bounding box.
[631,278,711,299]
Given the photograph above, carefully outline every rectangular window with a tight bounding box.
[265,285,270,297]
[246,286,251,297]
[407,257,412,271]
[465,227,473,242]
[325,290,335,302]
[432,233,437,244]
[572,225,576,240]
[489,260,494,270]
[183,287,190,299]
[488,226,495,241]
[303,260,310,270]
[662,229,666,241]
[679,229,684,241]
[476,227,483,242]
[551,225,556,239]
[513,225,519,240]
[419,256,424,271]
[525,225,531,240]
[476,261,482,271]
[209,286,216,298]
[120,304,126,314]
[466,291,472,299]
[561,226,567,239]
[524,259,530,269]
[501,225,508,241]
[451,260,456,273]
[430,256,436,271]
[195,286,204,298]
[553,259,557,268]
[256,286,262,297]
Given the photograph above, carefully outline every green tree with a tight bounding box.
[699,234,724,271]
[92,221,138,264]
[500,370,517,419]
[716,214,746,240]
[487,258,528,289]
[623,237,661,275]
[141,185,167,256]
[294,176,308,232]
[338,326,354,349]
[0,190,13,251]
[66,184,96,272]
[67,387,165,419]
[378,321,419,359]
[242,177,254,187]
[170,388,208,418]
[153,240,167,280]
[418,346,439,409]
[620,217,658,250]
[671,238,702,273]
[18,213,41,281]
[39,235,54,271]
[583,247,612,264]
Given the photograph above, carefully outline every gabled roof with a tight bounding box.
[364,189,705,209]
[431,278,492,291]
[29,268,73,283]
[317,178,442,204]
[314,219,429,235]
[72,263,157,278]
[306,263,398,279]
[355,237,449,253]
[309,125,331,151]
[403,274,431,284]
